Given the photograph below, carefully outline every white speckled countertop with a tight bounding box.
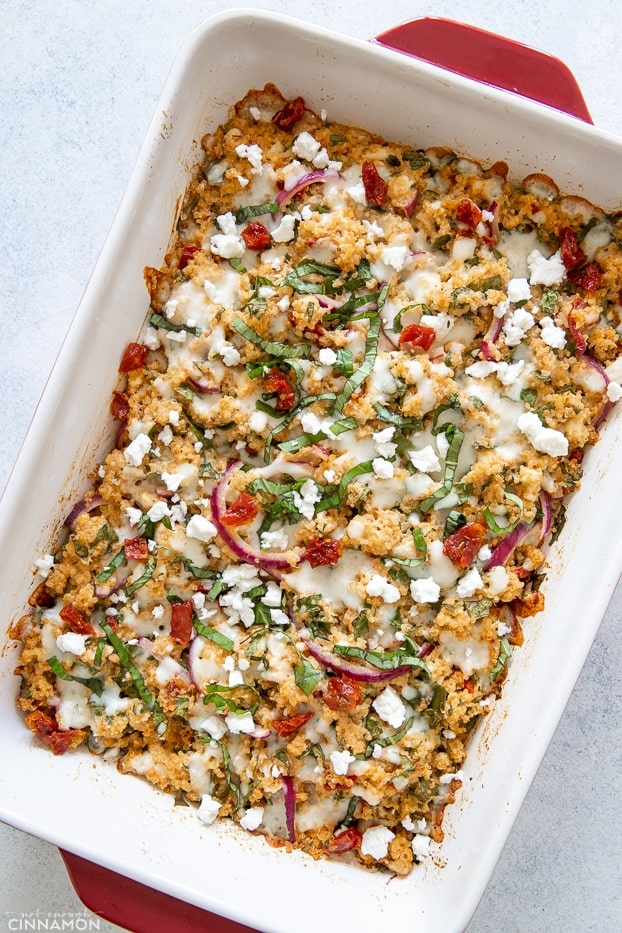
[1,2,621,931]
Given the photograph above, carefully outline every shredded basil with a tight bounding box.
[96,546,126,583]
[217,739,241,806]
[333,644,428,673]
[315,460,375,512]
[465,598,493,620]
[149,313,201,337]
[47,656,104,697]
[359,716,415,759]
[484,492,524,536]
[231,316,310,359]
[233,202,279,224]
[124,555,157,597]
[101,621,166,726]
[193,621,234,652]
[203,682,259,714]
[490,637,512,682]
[334,300,384,413]
[373,402,423,432]
[419,426,465,514]
[294,658,323,696]
[333,348,354,376]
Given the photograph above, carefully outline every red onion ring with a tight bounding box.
[282,776,296,842]
[483,522,531,571]
[538,491,553,545]
[188,377,221,394]
[276,168,338,209]
[300,635,412,683]
[480,315,503,361]
[64,494,103,528]
[210,461,299,571]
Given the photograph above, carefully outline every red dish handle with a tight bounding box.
[373,17,593,123]
[60,16,593,933]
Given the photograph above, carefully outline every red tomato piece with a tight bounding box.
[271,96,306,131]
[398,323,436,351]
[124,536,149,561]
[443,521,487,569]
[455,198,482,230]
[119,342,149,373]
[241,222,272,251]
[170,600,194,646]
[110,390,129,420]
[362,161,388,206]
[221,491,259,528]
[304,537,342,568]
[566,311,587,355]
[273,711,314,737]
[323,674,362,712]
[265,368,296,411]
[24,709,85,756]
[567,261,603,292]
[179,245,200,269]
[326,826,362,854]
[59,604,96,636]
[559,226,586,270]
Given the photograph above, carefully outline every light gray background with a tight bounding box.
[1,2,620,931]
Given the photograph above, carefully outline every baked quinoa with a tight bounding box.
[15,85,622,874]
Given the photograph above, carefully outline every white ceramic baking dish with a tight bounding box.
[2,11,622,933]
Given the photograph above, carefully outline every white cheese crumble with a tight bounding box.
[318,347,337,365]
[365,574,401,604]
[330,749,356,775]
[539,316,567,349]
[186,514,218,542]
[503,308,535,347]
[35,554,54,577]
[372,426,397,458]
[360,825,395,860]
[234,143,263,174]
[56,633,88,656]
[372,457,394,479]
[527,248,565,286]
[225,710,256,734]
[197,793,222,825]
[456,567,483,598]
[411,834,432,860]
[408,445,441,473]
[372,686,406,728]
[607,382,622,402]
[507,277,531,303]
[240,806,264,831]
[271,214,297,243]
[124,432,152,466]
[410,577,441,604]
[292,479,321,519]
[517,411,569,457]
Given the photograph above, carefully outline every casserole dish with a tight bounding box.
[2,10,622,932]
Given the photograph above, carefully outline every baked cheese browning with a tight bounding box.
[15,84,622,874]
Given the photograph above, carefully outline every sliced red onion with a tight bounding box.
[210,461,298,571]
[485,200,500,243]
[380,322,399,349]
[94,568,131,600]
[593,399,614,428]
[282,776,296,842]
[300,634,412,683]
[538,491,553,545]
[480,315,503,361]
[483,522,531,570]
[276,168,338,209]
[403,192,419,217]
[64,494,103,528]
[188,377,221,394]
[417,641,432,659]
[583,355,610,389]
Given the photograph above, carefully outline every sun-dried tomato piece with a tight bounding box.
[110,390,129,420]
[24,709,85,756]
[567,261,603,292]
[179,245,200,269]
[265,368,296,411]
[559,226,586,270]
[455,198,482,230]
[325,826,362,854]
[170,600,194,646]
[221,491,258,527]
[398,323,436,351]
[119,342,149,373]
[241,222,272,251]
[443,521,487,569]
[124,536,149,561]
[361,161,388,206]
[323,674,362,712]
[273,711,314,737]
[59,604,96,636]
[304,537,342,568]
[567,311,587,355]
[272,96,306,131]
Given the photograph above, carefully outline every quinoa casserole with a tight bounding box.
[14,84,622,875]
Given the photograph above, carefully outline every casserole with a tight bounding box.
[2,10,622,932]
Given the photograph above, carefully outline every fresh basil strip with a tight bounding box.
[149,313,202,337]
[217,739,242,806]
[333,644,428,672]
[124,555,157,597]
[334,307,383,413]
[412,527,427,557]
[419,426,465,515]
[278,430,327,453]
[484,492,524,536]
[233,202,279,223]
[490,637,512,682]
[47,656,104,697]
[431,394,462,435]
[101,621,166,725]
[203,682,259,714]
[263,392,336,462]
[294,658,323,695]
[96,546,126,583]
[193,621,234,652]
[323,291,380,327]
[316,460,375,513]
[330,416,358,436]
[373,402,423,432]
[360,716,415,759]
[231,316,310,359]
